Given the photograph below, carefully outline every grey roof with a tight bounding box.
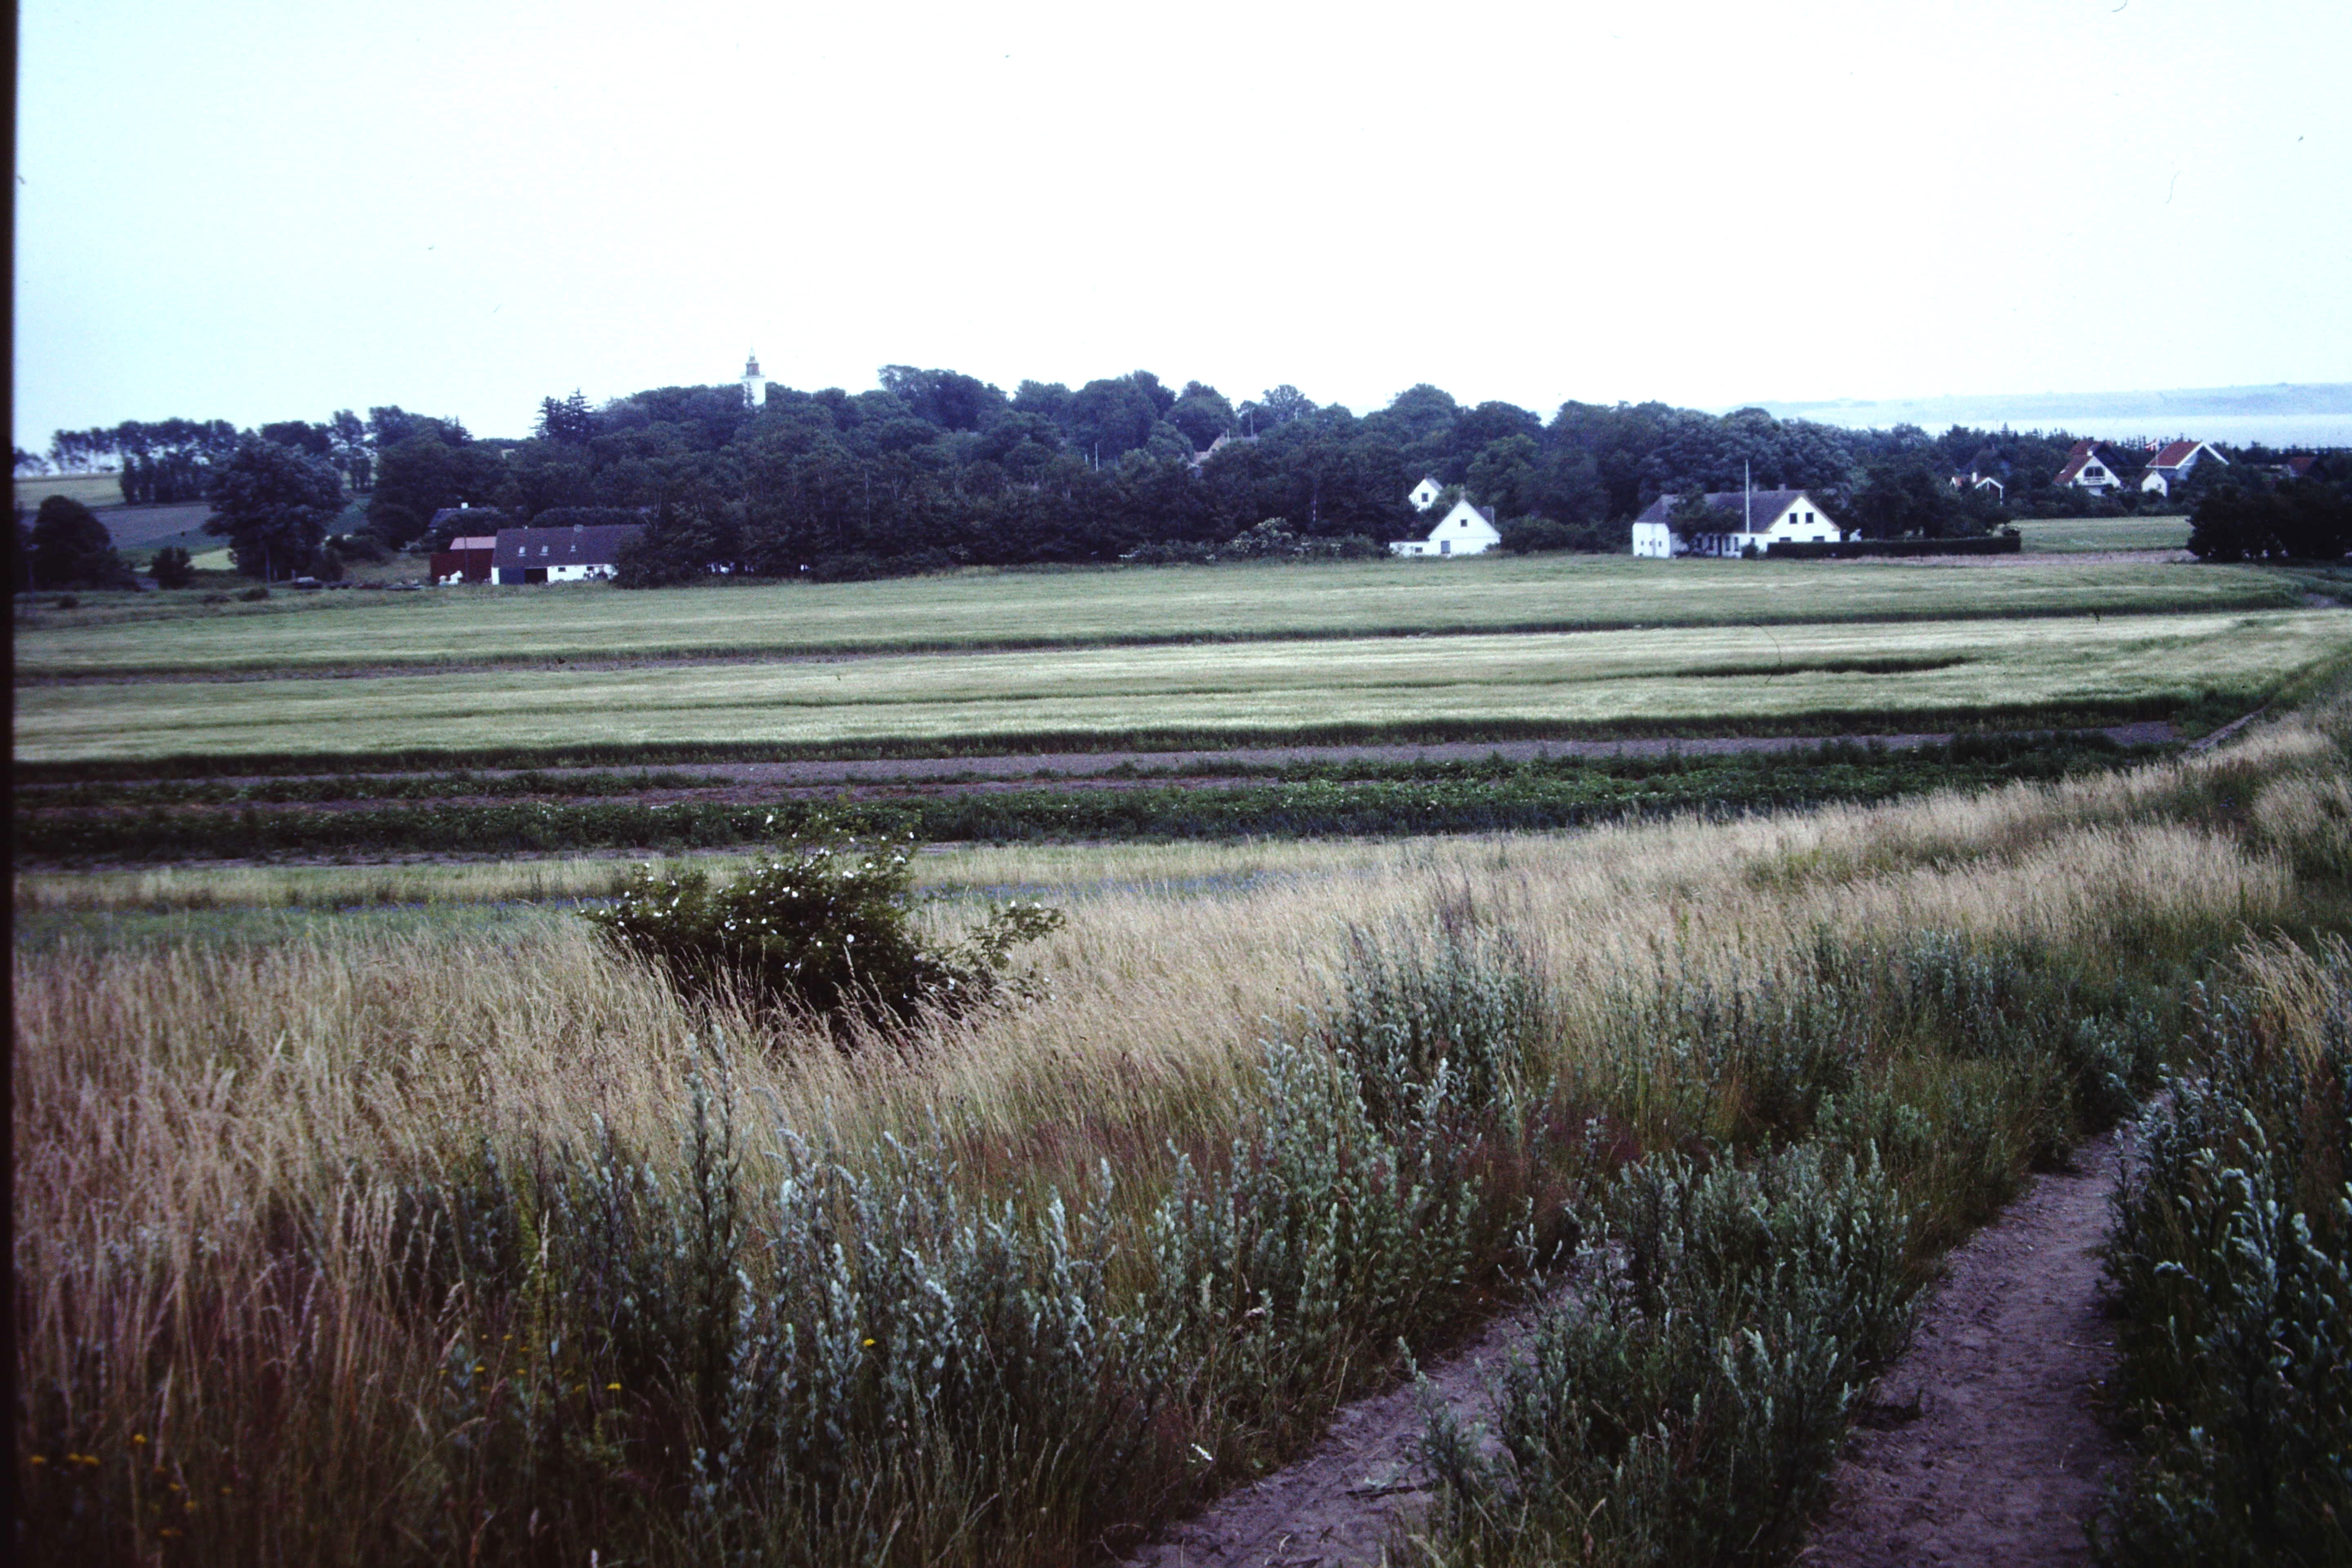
[493,524,644,569]
[1634,488,1825,531]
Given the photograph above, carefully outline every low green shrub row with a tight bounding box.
[18,745,2138,862]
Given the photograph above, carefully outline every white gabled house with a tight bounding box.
[2054,439,2125,492]
[1630,488,1843,558]
[492,523,644,584]
[2137,439,2226,497]
[1390,498,1502,557]
[1408,475,1445,512]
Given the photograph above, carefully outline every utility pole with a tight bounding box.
[1744,461,1752,535]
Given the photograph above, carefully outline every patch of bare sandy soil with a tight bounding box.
[1120,1128,2134,1568]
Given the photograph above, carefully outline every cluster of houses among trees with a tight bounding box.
[16,358,2351,586]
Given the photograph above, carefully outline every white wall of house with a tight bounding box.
[1632,521,1673,558]
[1408,477,1443,511]
[2140,470,2172,496]
[1751,499,1840,548]
[1390,498,1502,557]
[2070,458,2120,490]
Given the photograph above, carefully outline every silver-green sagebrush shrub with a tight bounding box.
[585,833,1064,1034]
[1317,915,1550,1132]
[1415,1143,1918,1568]
[2098,967,2352,1566]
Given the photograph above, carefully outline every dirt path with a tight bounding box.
[1121,1128,2134,1568]
[1798,1128,2131,1566]
[1121,1294,1550,1568]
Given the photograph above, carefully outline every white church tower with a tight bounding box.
[740,350,768,410]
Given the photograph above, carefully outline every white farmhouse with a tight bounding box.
[1407,475,1445,511]
[1630,488,1843,558]
[1390,498,1503,557]
[2137,439,2226,497]
[492,523,644,584]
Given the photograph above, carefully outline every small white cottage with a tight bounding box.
[1630,489,1843,558]
[1390,498,1502,557]
[1407,475,1445,512]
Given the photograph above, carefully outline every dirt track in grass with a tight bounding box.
[1118,1127,2134,1568]
[1798,1126,2131,1566]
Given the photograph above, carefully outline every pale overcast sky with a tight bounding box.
[15,0,2350,446]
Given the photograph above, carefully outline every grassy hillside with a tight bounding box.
[13,473,124,510]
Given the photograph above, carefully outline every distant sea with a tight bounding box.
[1744,383,2352,449]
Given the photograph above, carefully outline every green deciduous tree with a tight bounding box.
[1166,381,1238,449]
[149,546,196,588]
[204,435,344,580]
[29,495,135,589]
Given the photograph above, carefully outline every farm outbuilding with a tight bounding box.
[430,535,497,585]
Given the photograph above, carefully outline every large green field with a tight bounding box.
[2014,514,2194,552]
[19,609,2347,764]
[10,554,2299,679]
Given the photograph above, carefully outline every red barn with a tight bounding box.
[430,535,498,584]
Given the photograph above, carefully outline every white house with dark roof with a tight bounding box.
[1630,488,1843,558]
[1408,475,1445,512]
[2054,439,2127,492]
[2137,439,2227,497]
[1390,498,1502,557]
[492,523,644,584]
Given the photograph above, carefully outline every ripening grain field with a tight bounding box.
[19,608,2352,765]
[9,552,2303,678]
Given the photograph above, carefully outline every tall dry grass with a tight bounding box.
[16,693,2351,1564]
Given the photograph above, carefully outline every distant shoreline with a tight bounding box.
[1742,382,2352,447]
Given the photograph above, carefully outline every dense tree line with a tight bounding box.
[380,372,2144,582]
[2186,454,2352,561]
[20,372,2350,588]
